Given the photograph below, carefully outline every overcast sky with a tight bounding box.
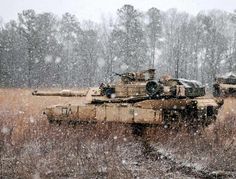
[0,0,235,23]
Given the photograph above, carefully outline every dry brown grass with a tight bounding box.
[0,88,137,178]
[0,88,236,178]
[143,97,236,173]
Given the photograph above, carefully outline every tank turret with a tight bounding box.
[100,69,156,98]
[146,78,205,98]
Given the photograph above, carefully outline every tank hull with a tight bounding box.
[44,98,221,127]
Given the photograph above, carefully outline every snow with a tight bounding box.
[1,126,10,134]
[219,72,236,79]
[55,57,61,64]
[111,93,116,99]
[32,171,41,179]
[98,58,105,67]
[29,116,35,123]
[0,5,235,178]
[44,55,53,63]
[121,63,128,71]
[178,78,203,88]
[35,59,39,64]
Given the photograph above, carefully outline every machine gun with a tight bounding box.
[114,69,156,84]
[114,72,136,82]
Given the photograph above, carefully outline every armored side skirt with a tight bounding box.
[44,98,221,125]
[45,103,163,125]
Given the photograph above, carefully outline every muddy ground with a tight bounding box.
[0,89,236,178]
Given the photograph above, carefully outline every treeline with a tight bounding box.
[0,5,235,88]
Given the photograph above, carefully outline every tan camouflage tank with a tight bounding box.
[33,69,223,128]
[213,72,236,97]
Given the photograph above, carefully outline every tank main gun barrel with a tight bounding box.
[32,90,87,97]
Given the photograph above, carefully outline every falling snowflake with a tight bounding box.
[1,126,10,134]
[55,57,61,64]
[44,55,53,63]
[29,116,35,123]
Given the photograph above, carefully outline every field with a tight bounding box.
[0,88,236,178]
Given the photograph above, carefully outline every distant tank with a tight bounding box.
[33,69,223,128]
[213,72,236,97]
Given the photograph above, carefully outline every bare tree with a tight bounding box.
[146,7,162,68]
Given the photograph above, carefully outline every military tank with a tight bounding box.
[213,72,236,97]
[33,69,223,128]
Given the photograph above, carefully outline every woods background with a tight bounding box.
[0,5,235,88]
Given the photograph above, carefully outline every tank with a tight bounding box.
[33,69,223,128]
[213,72,236,97]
